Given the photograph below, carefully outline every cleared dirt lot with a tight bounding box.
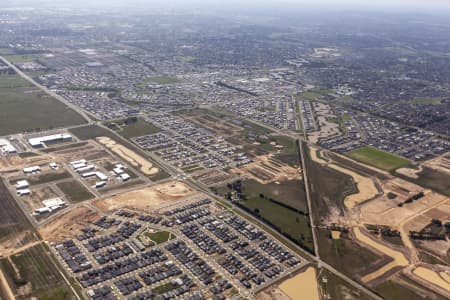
[360,189,448,228]
[97,136,159,175]
[423,154,450,176]
[413,267,450,294]
[38,206,99,242]
[231,154,300,184]
[23,186,60,212]
[279,267,320,300]
[93,181,198,212]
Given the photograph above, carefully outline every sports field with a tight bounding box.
[346,146,411,171]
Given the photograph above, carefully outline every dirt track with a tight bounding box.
[0,268,14,300]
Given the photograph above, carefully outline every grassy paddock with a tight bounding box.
[6,244,74,299]
[239,181,314,253]
[0,77,86,135]
[242,179,307,213]
[346,146,411,172]
[106,118,160,139]
[56,180,94,203]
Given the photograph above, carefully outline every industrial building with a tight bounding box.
[34,197,66,214]
[23,166,41,174]
[0,138,17,154]
[28,133,72,148]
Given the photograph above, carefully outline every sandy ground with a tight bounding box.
[441,271,450,283]
[360,186,448,228]
[231,154,300,184]
[39,206,99,242]
[328,164,378,209]
[94,181,198,212]
[331,231,341,239]
[279,267,320,300]
[97,137,159,175]
[423,154,450,175]
[413,267,450,292]
[309,147,327,164]
[256,288,291,300]
[396,167,421,179]
[354,227,409,283]
[0,268,15,300]
[0,231,35,257]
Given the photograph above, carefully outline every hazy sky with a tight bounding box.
[4,0,450,13]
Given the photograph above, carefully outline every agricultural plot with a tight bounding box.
[0,180,32,242]
[1,244,75,299]
[0,74,86,135]
[238,180,313,253]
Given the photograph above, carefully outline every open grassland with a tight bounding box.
[396,166,450,196]
[346,146,411,172]
[147,76,181,85]
[13,171,72,186]
[317,229,382,277]
[2,244,75,300]
[299,89,333,100]
[0,75,85,135]
[412,97,444,104]
[271,136,300,166]
[3,54,43,63]
[239,180,314,253]
[241,179,307,213]
[318,269,375,300]
[0,74,32,88]
[302,143,357,223]
[0,180,32,242]
[374,280,433,300]
[56,180,94,203]
[106,118,160,139]
[144,231,174,245]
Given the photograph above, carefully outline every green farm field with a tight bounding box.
[0,75,86,135]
